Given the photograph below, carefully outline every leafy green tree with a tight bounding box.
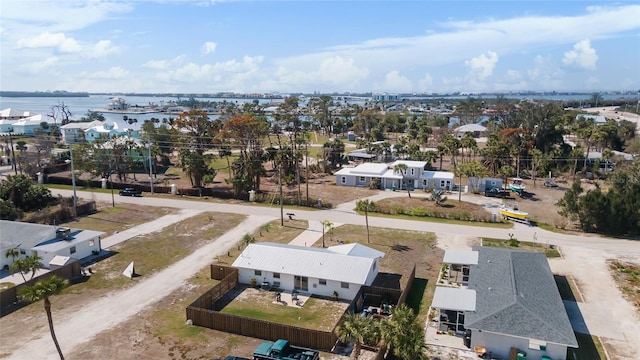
[380,304,427,360]
[0,174,37,211]
[556,181,583,222]
[322,139,345,173]
[20,275,69,360]
[0,198,22,220]
[455,161,488,200]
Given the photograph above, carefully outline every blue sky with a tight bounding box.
[1,0,639,94]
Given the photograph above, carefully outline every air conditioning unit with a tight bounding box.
[56,228,71,240]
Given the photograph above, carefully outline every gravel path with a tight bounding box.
[12,214,274,359]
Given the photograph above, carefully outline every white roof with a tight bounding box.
[327,243,385,259]
[49,255,75,267]
[61,120,103,130]
[0,108,30,118]
[432,287,477,311]
[423,171,454,180]
[86,122,120,133]
[443,250,479,265]
[454,123,487,132]
[13,114,55,125]
[391,160,427,169]
[232,242,380,285]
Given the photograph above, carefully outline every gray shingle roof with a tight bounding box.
[465,246,578,347]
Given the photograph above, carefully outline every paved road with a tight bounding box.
[52,189,640,257]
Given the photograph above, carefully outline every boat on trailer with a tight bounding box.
[509,178,525,195]
[499,202,528,221]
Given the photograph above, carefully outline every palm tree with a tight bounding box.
[379,304,427,360]
[335,312,376,359]
[5,247,20,262]
[20,275,68,360]
[393,163,411,198]
[321,220,334,247]
[356,199,375,243]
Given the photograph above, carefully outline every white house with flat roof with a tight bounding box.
[0,220,104,273]
[232,242,385,300]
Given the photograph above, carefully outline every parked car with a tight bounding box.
[484,187,509,198]
[543,178,558,187]
[119,188,142,197]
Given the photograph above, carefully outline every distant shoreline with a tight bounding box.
[0,91,90,98]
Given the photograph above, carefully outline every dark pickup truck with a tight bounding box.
[119,187,142,197]
[253,339,319,360]
[484,188,509,198]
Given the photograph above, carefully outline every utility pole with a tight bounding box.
[9,132,17,175]
[279,161,284,226]
[148,143,154,194]
[69,145,77,216]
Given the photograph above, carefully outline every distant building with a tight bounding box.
[453,123,488,138]
[372,93,400,102]
[61,120,103,144]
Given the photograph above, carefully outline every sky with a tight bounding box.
[1,0,639,94]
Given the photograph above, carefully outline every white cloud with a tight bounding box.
[17,32,82,53]
[375,71,413,93]
[562,39,598,70]
[273,56,369,92]
[527,55,564,89]
[201,41,218,55]
[17,57,59,74]
[418,73,434,91]
[143,55,187,70]
[466,51,499,80]
[507,70,522,81]
[81,67,129,80]
[87,40,119,59]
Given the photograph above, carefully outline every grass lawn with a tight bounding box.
[481,237,561,258]
[61,203,175,237]
[367,197,513,228]
[219,287,347,331]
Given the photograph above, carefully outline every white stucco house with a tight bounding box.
[453,123,488,138]
[0,220,104,272]
[232,242,385,300]
[431,247,578,360]
[11,114,56,135]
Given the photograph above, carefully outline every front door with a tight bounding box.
[294,276,308,291]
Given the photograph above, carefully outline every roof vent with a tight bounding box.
[488,287,492,291]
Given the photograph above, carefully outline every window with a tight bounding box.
[70,246,76,254]
[254,270,262,276]
[341,282,349,289]
[422,179,427,186]
[441,180,446,187]
[20,249,26,255]
[319,279,326,285]
[341,176,346,184]
[410,168,415,176]
[359,176,366,182]
[89,240,95,247]
[273,272,280,278]
[273,281,281,288]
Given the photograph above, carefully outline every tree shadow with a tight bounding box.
[391,244,412,252]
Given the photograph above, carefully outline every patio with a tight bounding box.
[272,289,310,308]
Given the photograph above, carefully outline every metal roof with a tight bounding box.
[465,247,578,347]
[432,287,477,311]
[423,171,455,180]
[232,242,380,285]
[443,250,479,265]
[327,243,385,259]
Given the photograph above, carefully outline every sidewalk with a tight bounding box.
[101,208,205,248]
[288,219,343,247]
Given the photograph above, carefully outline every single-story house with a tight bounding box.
[420,171,455,191]
[0,108,32,121]
[576,114,606,125]
[84,122,129,142]
[232,242,385,300]
[453,123,488,138]
[0,220,104,271]
[468,177,503,193]
[346,149,377,163]
[11,114,56,135]
[431,247,577,360]
[0,119,17,133]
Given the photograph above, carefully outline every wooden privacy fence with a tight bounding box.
[0,260,82,317]
[186,264,416,353]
